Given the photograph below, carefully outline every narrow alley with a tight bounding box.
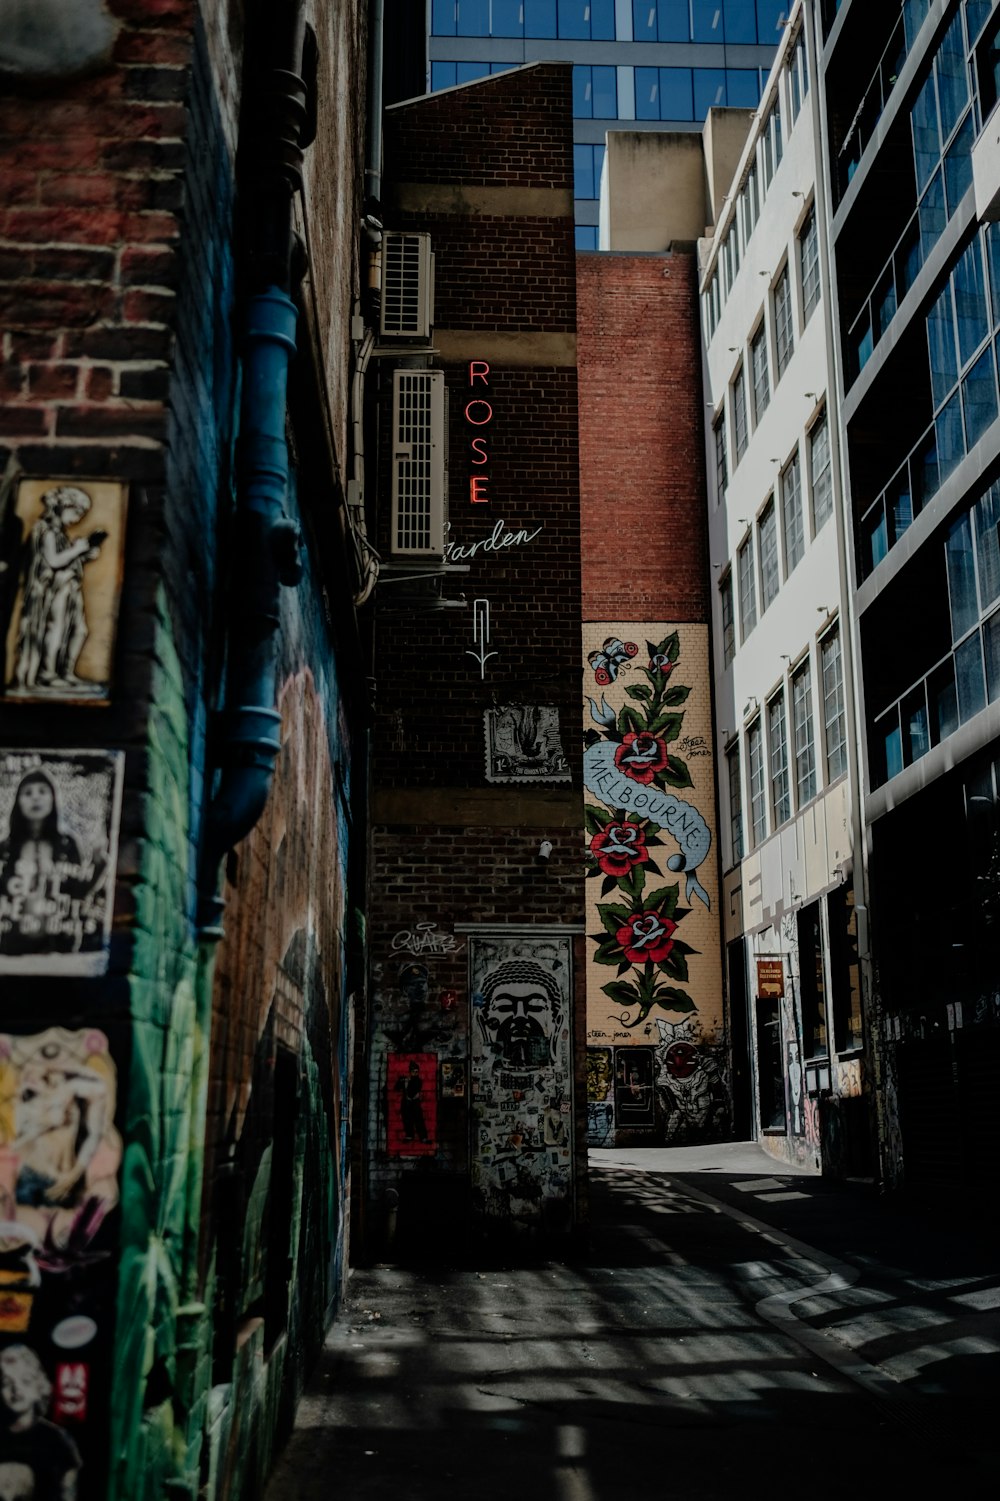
[267,1145,1000,1501]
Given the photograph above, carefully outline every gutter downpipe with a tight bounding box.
[197,3,309,939]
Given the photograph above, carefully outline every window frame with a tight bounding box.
[758,496,780,612]
[809,408,834,533]
[799,205,821,323]
[792,656,817,809]
[821,623,848,783]
[768,688,791,828]
[747,716,767,848]
[737,533,757,642]
[773,263,794,378]
[732,362,748,463]
[750,318,770,423]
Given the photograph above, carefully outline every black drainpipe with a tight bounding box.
[197,0,312,938]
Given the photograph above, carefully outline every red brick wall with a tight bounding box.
[577,252,709,623]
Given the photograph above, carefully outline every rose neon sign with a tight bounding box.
[465,360,492,505]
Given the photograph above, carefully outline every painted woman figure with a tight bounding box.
[13,485,106,693]
[0,771,105,957]
[0,1344,81,1500]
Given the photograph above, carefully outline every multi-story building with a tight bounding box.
[700,1,871,1174]
[819,0,1000,1191]
[403,0,783,245]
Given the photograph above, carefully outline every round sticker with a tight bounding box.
[53,1316,97,1349]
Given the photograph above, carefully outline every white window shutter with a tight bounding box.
[390,369,445,555]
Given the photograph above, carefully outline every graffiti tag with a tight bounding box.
[390,922,464,956]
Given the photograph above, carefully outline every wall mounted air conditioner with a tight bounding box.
[390,368,445,556]
[380,231,434,340]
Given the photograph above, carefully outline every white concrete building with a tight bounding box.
[698,1,871,1173]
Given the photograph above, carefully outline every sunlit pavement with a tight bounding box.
[266,1145,1000,1499]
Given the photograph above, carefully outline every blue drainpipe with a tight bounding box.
[197,286,301,939]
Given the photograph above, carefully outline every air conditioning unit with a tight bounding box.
[390,368,445,556]
[381,231,434,340]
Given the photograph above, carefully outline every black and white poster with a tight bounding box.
[0,750,123,975]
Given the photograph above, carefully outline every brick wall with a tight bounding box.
[365,65,587,1252]
[577,251,709,623]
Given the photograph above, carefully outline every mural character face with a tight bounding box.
[15,779,54,826]
[0,1345,49,1421]
[481,963,560,1071]
[663,1041,698,1080]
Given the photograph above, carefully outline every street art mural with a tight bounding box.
[0,1027,122,1499]
[387,1054,437,1156]
[0,751,123,975]
[469,933,573,1235]
[582,624,724,1145]
[484,705,570,783]
[1,479,128,704]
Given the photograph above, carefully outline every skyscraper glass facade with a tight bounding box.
[428,0,781,245]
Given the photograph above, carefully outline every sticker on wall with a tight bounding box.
[586,1101,614,1146]
[586,1047,612,1102]
[386,1053,438,1156]
[0,1027,123,1259]
[0,1343,83,1494]
[441,1060,466,1098]
[484,705,570,784]
[0,750,123,974]
[1,478,128,704]
[469,932,573,1234]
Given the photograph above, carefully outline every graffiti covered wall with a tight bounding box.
[470,933,573,1236]
[582,623,725,1145]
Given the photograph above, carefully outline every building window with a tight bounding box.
[720,570,736,666]
[573,143,605,200]
[573,65,618,118]
[799,207,821,322]
[781,448,804,575]
[792,658,816,808]
[747,717,767,846]
[751,321,770,422]
[787,23,809,125]
[759,498,779,611]
[742,162,760,242]
[714,409,728,502]
[635,66,694,121]
[557,0,615,39]
[821,625,847,781]
[732,363,748,463]
[809,410,833,532]
[768,690,791,827]
[773,265,794,377]
[829,885,863,1052]
[727,742,744,864]
[575,226,598,250]
[798,900,828,1059]
[738,534,757,641]
[633,0,690,42]
[761,97,782,187]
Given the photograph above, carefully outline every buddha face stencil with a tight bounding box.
[479,960,561,1071]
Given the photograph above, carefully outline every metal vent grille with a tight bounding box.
[391,369,445,555]
[381,232,432,338]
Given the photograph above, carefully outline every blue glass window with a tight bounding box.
[756,0,787,39]
[944,111,975,213]
[918,169,947,261]
[927,282,958,408]
[724,0,757,42]
[575,225,598,250]
[947,512,979,641]
[526,0,558,35]
[558,0,615,36]
[984,608,1000,702]
[432,0,457,36]
[695,68,728,117]
[911,72,940,196]
[431,61,457,89]
[457,60,491,82]
[574,144,605,198]
[963,345,998,450]
[636,67,694,121]
[727,69,761,107]
[456,0,490,36]
[935,8,970,141]
[494,1,526,33]
[954,237,990,365]
[633,1,689,41]
[975,481,1000,610]
[574,65,617,118]
[956,632,986,720]
[882,719,904,781]
[693,0,724,41]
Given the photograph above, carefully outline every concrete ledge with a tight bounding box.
[386,182,575,219]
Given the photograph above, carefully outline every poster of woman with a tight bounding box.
[0,751,123,975]
[1,478,128,704]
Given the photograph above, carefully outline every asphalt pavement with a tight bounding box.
[265,1143,1000,1499]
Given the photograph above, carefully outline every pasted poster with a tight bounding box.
[0,750,123,975]
[0,1027,123,1499]
[1,478,128,704]
[469,932,573,1235]
[483,705,570,783]
[386,1053,437,1156]
[582,624,725,1144]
